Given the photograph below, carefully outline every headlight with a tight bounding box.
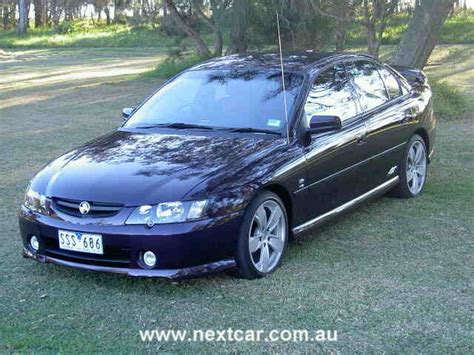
[125,200,207,225]
[23,188,50,215]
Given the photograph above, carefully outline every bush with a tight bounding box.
[54,20,76,34]
[431,81,469,120]
[146,54,205,79]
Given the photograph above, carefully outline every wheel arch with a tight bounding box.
[413,128,430,160]
[262,184,293,233]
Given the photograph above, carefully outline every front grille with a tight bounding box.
[53,198,123,218]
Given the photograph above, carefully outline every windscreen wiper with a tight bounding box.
[226,127,282,136]
[135,123,215,130]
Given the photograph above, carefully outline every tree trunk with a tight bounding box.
[17,0,28,34]
[114,0,124,23]
[227,30,248,54]
[2,5,14,30]
[214,31,223,57]
[33,0,46,27]
[50,0,60,31]
[2,7,7,30]
[26,0,30,27]
[193,1,223,56]
[366,24,380,56]
[361,0,398,58]
[391,0,455,68]
[226,0,250,55]
[334,22,347,52]
[104,7,111,25]
[163,0,211,57]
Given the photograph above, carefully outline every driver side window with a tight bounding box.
[304,64,358,125]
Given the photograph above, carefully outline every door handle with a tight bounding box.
[356,133,367,144]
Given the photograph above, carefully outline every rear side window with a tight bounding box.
[346,61,389,113]
[304,63,358,124]
[378,66,402,99]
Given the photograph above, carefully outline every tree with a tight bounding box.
[310,0,362,52]
[226,0,251,54]
[1,0,16,30]
[33,0,47,27]
[391,0,455,68]
[49,0,61,30]
[360,0,398,57]
[192,0,229,57]
[163,0,211,57]
[252,0,333,52]
[16,0,28,34]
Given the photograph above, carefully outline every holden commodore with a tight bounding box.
[19,52,435,279]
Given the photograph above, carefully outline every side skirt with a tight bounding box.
[292,176,400,235]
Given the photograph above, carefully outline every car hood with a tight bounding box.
[32,130,281,206]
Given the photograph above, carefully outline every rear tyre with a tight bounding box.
[391,134,428,198]
[234,191,288,279]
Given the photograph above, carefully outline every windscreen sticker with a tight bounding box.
[267,119,282,127]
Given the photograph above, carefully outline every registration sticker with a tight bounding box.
[267,119,282,127]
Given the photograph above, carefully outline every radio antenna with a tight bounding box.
[276,11,290,145]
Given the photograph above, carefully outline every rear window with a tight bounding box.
[378,67,402,99]
[345,61,389,113]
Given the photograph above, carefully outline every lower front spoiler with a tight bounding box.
[23,248,236,280]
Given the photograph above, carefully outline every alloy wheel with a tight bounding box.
[406,140,427,195]
[248,200,286,273]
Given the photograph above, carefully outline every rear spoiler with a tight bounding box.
[390,65,428,87]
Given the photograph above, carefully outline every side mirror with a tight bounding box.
[122,107,135,120]
[308,115,342,134]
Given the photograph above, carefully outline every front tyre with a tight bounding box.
[235,191,288,279]
[391,134,428,198]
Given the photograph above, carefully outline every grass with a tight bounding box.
[440,11,474,44]
[0,45,473,352]
[431,81,469,120]
[0,21,183,49]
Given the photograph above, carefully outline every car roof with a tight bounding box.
[189,51,370,73]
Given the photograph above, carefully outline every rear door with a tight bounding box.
[345,60,407,189]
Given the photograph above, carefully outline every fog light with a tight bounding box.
[30,235,39,251]
[142,251,156,268]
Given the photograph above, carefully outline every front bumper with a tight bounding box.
[19,208,243,279]
[22,248,235,279]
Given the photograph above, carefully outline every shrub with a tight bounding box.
[54,20,75,34]
[146,54,205,79]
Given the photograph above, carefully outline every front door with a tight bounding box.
[300,63,371,219]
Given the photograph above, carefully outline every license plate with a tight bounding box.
[58,230,103,255]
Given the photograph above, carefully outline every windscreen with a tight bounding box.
[124,69,304,132]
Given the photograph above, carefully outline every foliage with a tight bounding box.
[1,8,473,51]
[145,53,204,79]
[252,0,334,50]
[346,11,474,45]
[431,81,469,120]
[54,20,76,34]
